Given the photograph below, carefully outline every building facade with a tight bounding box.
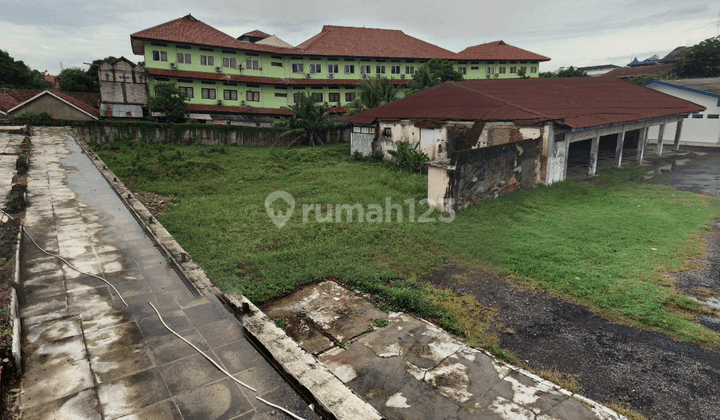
[130,15,550,123]
[98,57,148,119]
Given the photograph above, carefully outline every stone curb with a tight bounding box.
[10,221,22,373]
[68,128,385,420]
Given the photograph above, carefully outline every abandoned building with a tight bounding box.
[6,90,99,121]
[339,78,703,212]
[98,57,148,119]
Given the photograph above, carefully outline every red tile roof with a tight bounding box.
[187,104,291,116]
[296,25,457,59]
[241,30,271,39]
[132,14,246,52]
[339,78,703,129]
[51,91,101,118]
[44,74,60,88]
[148,68,410,86]
[600,64,673,79]
[0,93,20,113]
[458,41,550,62]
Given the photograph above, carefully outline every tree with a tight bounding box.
[345,76,400,116]
[540,66,587,78]
[0,50,52,89]
[279,92,335,146]
[673,36,720,78]
[58,56,116,93]
[407,58,463,93]
[149,82,189,123]
[516,68,531,79]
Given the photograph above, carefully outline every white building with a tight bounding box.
[645,78,720,147]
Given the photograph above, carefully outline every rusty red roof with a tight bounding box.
[296,25,458,59]
[148,68,410,86]
[339,78,704,129]
[458,41,550,62]
[0,93,20,113]
[187,104,291,116]
[600,64,673,79]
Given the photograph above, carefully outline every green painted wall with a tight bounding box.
[143,40,540,110]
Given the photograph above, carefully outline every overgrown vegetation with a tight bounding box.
[0,50,52,90]
[148,82,190,123]
[93,140,720,348]
[387,141,429,173]
[278,92,337,146]
[10,111,52,126]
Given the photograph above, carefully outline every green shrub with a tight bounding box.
[388,141,429,173]
[11,111,52,126]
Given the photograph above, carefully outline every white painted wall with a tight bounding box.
[646,84,720,147]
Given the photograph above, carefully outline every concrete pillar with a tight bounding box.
[562,134,571,180]
[589,134,600,176]
[637,125,649,164]
[673,118,684,150]
[614,128,626,167]
[656,123,666,155]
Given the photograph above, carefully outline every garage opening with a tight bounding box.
[566,134,636,177]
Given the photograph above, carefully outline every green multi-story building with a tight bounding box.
[131,14,550,125]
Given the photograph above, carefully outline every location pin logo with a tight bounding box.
[265,191,295,229]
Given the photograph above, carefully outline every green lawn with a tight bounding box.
[94,140,720,346]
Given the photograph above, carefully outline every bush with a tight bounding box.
[11,111,52,126]
[388,141,429,173]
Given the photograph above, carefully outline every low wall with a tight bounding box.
[72,121,350,147]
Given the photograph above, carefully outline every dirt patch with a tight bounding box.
[428,263,720,420]
[130,190,174,216]
[0,217,21,420]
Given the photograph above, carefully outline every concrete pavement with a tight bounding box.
[18,127,320,420]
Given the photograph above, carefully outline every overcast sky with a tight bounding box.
[1,0,717,75]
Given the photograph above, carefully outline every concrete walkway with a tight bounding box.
[18,127,320,420]
[264,281,626,420]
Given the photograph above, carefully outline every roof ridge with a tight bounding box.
[447,81,552,120]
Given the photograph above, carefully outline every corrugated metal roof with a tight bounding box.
[652,77,720,96]
[457,41,550,62]
[338,78,704,129]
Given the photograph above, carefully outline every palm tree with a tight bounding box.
[344,76,400,116]
[279,92,335,146]
[406,58,464,95]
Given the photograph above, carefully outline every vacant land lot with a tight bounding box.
[94,140,720,352]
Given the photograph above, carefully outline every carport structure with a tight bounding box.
[342,78,704,184]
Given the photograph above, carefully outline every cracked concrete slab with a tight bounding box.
[264,280,626,419]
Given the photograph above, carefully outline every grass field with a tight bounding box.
[94,139,720,347]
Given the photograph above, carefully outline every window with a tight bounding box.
[498,67,506,74]
[471,66,479,70]
[200,55,215,66]
[293,93,301,103]
[224,90,237,100]
[486,67,495,75]
[311,92,323,102]
[520,66,528,73]
[176,45,191,50]
[405,66,415,74]
[152,50,168,62]
[246,59,260,70]
[177,53,191,64]
[151,42,168,47]
[275,93,287,98]
[309,63,322,73]
[376,65,386,74]
[458,67,466,75]
[199,47,214,52]
[247,91,260,102]
[329,92,340,102]
[223,57,237,68]
[360,65,371,74]
[345,92,355,102]
[271,62,283,67]
[344,64,355,74]
[692,113,703,119]
[179,86,194,98]
[509,67,517,74]
[708,114,720,119]
[201,88,216,99]
[292,63,304,73]
[104,73,110,81]
[328,64,339,74]
[391,65,401,74]
[530,66,538,73]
